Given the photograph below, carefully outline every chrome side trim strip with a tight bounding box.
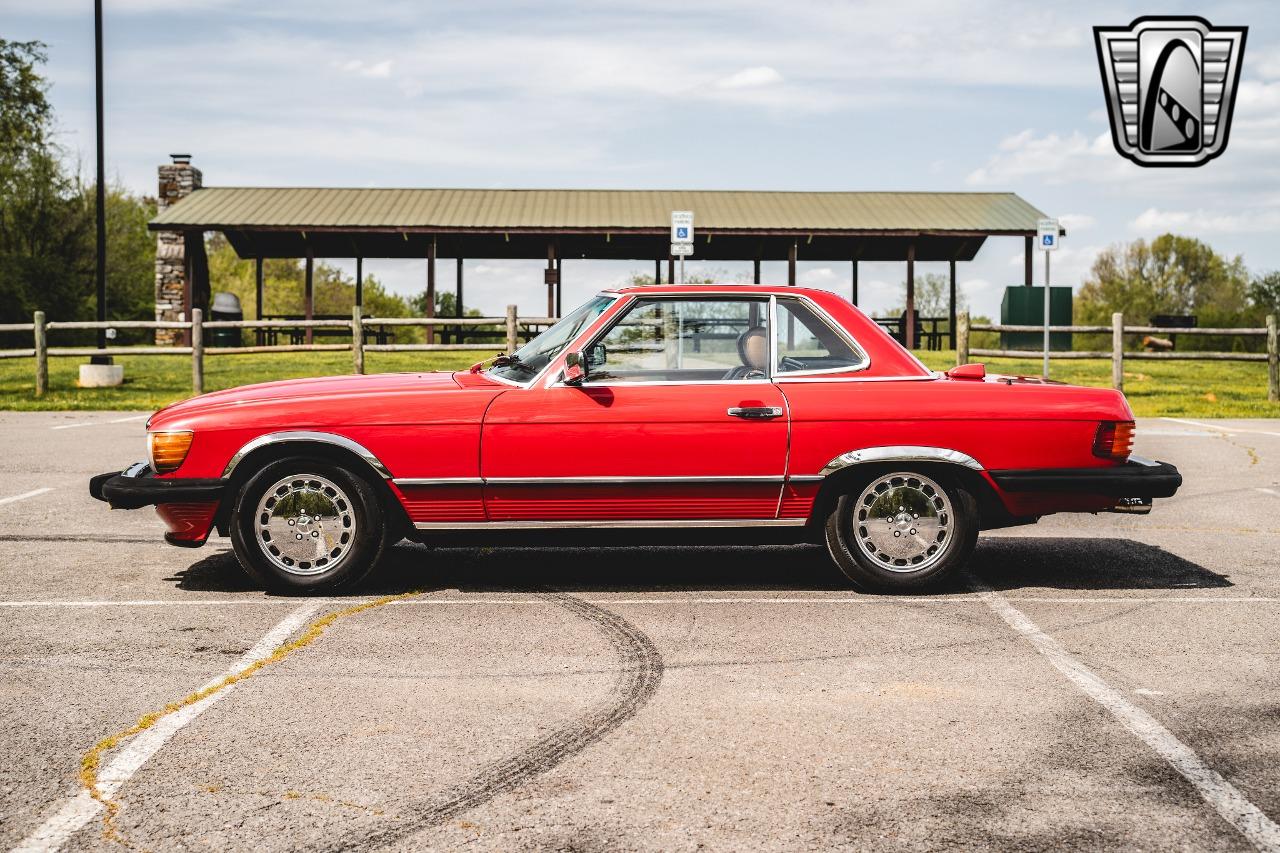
[775,374,938,384]
[786,475,825,483]
[483,475,786,485]
[393,478,486,486]
[222,431,393,479]
[819,446,984,476]
[414,518,808,530]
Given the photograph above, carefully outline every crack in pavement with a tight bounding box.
[307,590,664,852]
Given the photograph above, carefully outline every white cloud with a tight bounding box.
[714,66,783,90]
[965,129,1119,186]
[335,59,393,78]
[1058,213,1095,232]
[1130,207,1280,235]
[1256,46,1280,81]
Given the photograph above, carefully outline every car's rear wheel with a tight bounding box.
[229,457,388,593]
[823,468,977,591]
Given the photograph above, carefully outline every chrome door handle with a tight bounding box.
[727,406,784,419]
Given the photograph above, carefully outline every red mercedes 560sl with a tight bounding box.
[91,285,1180,593]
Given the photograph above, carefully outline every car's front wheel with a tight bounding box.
[823,468,978,592]
[229,457,388,592]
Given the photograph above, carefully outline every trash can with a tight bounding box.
[209,292,243,347]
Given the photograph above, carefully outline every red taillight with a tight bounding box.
[1093,421,1135,460]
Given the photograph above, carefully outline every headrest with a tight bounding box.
[737,325,768,371]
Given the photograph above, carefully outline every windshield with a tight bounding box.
[488,295,615,383]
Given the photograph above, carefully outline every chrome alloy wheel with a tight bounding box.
[254,474,356,576]
[851,472,952,573]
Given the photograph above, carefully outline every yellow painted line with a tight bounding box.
[14,590,422,852]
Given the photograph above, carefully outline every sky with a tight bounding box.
[4,0,1279,320]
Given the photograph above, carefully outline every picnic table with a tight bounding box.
[257,315,395,346]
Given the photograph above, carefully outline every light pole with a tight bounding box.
[94,0,107,358]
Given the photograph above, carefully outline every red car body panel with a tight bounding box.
[122,285,1167,544]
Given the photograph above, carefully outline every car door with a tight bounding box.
[481,295,790,522]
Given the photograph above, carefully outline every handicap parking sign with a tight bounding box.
[676,227,688,239]
[1036,218,1059,252]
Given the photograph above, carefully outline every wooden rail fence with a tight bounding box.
[1,305,554,396]
[956,311,1280,402]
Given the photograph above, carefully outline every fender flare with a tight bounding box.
[817,445,984,477]
[221,431,393,480]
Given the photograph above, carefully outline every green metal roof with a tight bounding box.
[150,188,1048,235]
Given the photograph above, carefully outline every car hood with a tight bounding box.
[149,371,470,426]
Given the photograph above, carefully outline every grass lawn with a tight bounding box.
[0,348,1276,418]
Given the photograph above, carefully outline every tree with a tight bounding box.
[0,40,160,348]
[883,273,957,319]
[1248,270,1280,316]
[1076,235,1250,326]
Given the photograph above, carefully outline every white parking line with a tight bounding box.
[49,415,146,431]
[976,582,1280,851]
[11,602,323,853]
[1164,417,1280,438]
[0,488,53,508]
[0,595,1276,608]
[1257,488,1280,498]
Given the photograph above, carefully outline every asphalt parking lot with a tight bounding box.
[1,412,1278,852]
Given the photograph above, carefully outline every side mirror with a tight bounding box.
[562,351,586,386]
[586,343,607,369]
[945,363,986,380]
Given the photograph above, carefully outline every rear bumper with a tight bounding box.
[90,463,228,509]
[988,456,1181,499]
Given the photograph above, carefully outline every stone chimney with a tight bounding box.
[154,154,203,345]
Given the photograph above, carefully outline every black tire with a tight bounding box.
[229,457,389,593]
[823,467,978,592]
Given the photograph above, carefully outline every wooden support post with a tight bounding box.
[1024,235,1033,286]
[555,257,562,317]
[948,259,957,350]
[654,259,661,285]
[668,255,675,286]
[505,304,518,354]
[1112,312,1125,392]
[255,257,264,320]
[355,256,364,309]
[304,251,314,345]
[455,257,464,317]
[426,240,436,345]
[851,260,859,305]
[546,244,557,318]
[787,242,797,286]
[753,258,761,285]
[905,244,916,351]
[956,311,969,366]
[33,311,47,396]
[1268,314,1278,403]
[352,305,364,375]
[191,307,204,396]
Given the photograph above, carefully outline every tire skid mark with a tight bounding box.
[313,591,664,853]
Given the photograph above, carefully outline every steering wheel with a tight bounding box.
[779,356,806,372]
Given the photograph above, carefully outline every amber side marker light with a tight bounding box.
[148,431,194,473]
[1093,421,1135,460]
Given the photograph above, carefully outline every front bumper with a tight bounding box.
[89,462,228,510]
[988,456,1181,499]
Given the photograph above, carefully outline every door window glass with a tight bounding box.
[586,298,769,383]
[775,298,864,374]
